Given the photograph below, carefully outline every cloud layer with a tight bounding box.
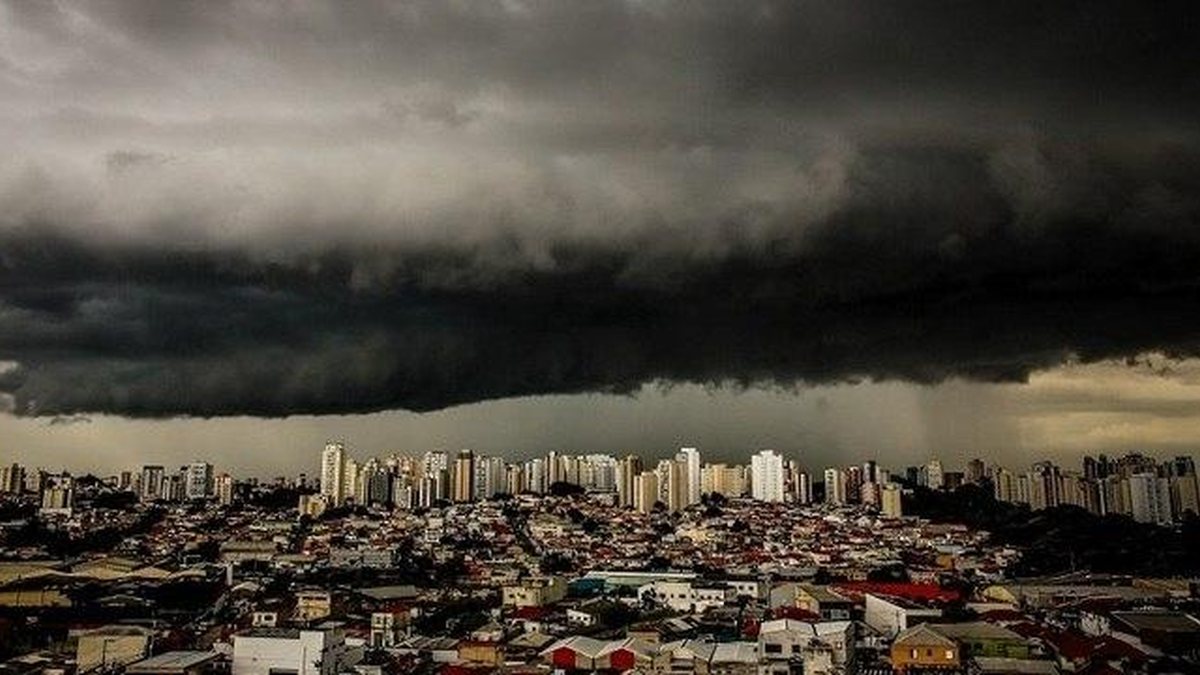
[1,0,1199,417]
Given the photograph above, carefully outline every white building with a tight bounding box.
[678,447,702,506]
[758,619,854,675]
[320,442,346,507]
[639,580,734,614]
[232,625,357,675]
[751,450,785,503]
[863,593,942,638]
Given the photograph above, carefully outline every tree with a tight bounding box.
[549,481,585,497]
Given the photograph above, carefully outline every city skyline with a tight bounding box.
[7,441,1197,529]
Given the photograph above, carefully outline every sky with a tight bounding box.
[1,1,1199,474]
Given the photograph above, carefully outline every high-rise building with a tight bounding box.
[1,463,24,494]
[993,466,1016,502]
[678,447,701,506]
[320,442,347,507]
[185,461,213,500]
[702,463,747,498]
[161,471,185,502]
[39,473,74,515]
[505,464,524,497]
[139,465,165,502]
[452,450,475,502]
[343,458,361,504]
[926,458,944,490]
[966,458,986,484]
[634,471,659,514]
[880,482,903,519]
[862,460,878,485]
[422,450,448,477]
[215,473,235,505]
[617,455,642,507]
[796,471,812,504]
[844,465,863,504]
[751,450,785,502]
[1129,472,1172,525]
[665,458,688,512]
[824,467,846,504]
[475,455,505,500]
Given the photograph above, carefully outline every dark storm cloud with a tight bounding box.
[0,0,1199,417]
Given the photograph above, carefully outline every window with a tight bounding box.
[764,644,783,654]
[910,649,918,659]
[945,649,954,660]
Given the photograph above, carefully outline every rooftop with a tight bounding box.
[126,652,220,675]
[1112,611,1200,634]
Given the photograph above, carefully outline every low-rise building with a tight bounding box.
[639,580,734,614]
[890,624,960,673]
[863,593,942,637]
[503,576,567,608]
[231,625,356,675]
[75,625,154,673]
[757,619,854,675]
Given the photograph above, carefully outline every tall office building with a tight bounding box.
[185,462,213,500]
[453,450,475,502]
[751,450,785,502]
[320,442,347,507]
[678,447,701,506]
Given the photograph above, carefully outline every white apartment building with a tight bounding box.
[320,442,346,507]
[751,450,785,502]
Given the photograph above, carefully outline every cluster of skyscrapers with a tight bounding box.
[308,443,905,518]
[8,447,1195,527]
[0,461,235,515]
[986,453,1200,525]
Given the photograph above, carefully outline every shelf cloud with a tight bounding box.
[1,0,1199,418]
